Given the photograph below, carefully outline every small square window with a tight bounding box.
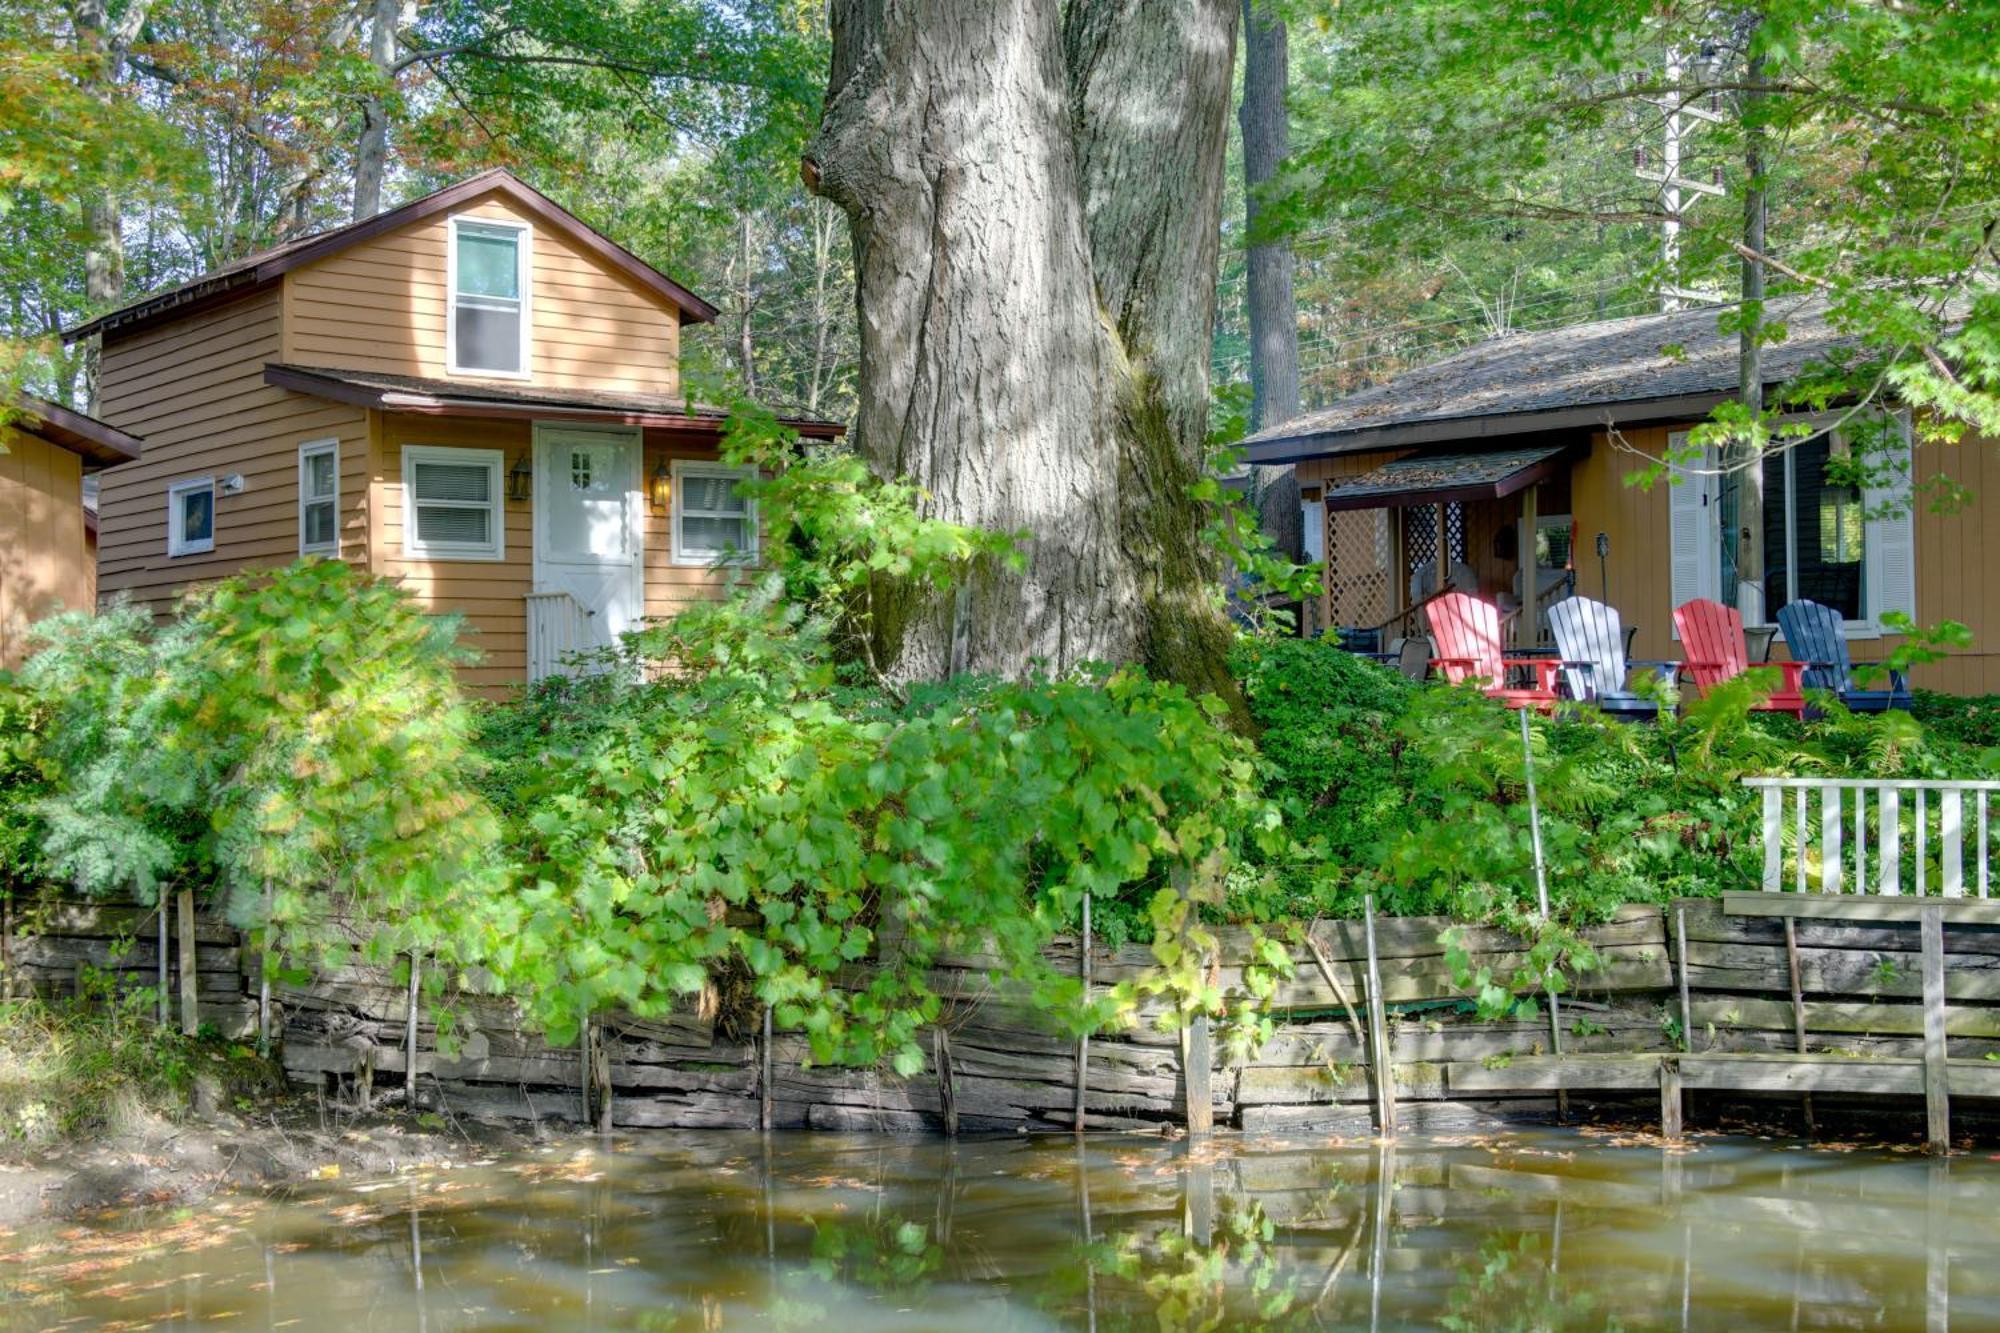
[402,445,505,561]
[671,461,757,564]
[300,439,339,555]
[167,478,215,557]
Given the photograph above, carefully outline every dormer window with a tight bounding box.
[447,216,531,378]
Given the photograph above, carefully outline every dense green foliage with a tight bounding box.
[1,561,501,976]
[1236,636,2000,928]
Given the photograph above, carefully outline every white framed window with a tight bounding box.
[1668,415,1914,637]
[402,445,505,561]
[671,460,757,564]
[446,215,532,378]
[166,477,215,557]
[299,438,340,555]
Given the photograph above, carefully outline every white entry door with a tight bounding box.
[532,425,643,658]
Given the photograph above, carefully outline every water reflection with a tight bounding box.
[2,1129,1996,1330]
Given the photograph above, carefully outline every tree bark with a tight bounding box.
[1733,26,1767,620]
[73,0,155,406]
[808,0,1242,706]
[352,0,399,220]
[1238,0,1302,560]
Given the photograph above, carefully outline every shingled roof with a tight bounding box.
[1243,295,1861,464]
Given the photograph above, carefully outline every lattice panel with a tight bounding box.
[1327,508,1393,631]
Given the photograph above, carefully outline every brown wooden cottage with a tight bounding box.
[69,170,841,690]
[1244,299,1999,695]
[1,396,143,667]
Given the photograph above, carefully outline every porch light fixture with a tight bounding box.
[507,452,533,502]
[648,457,672,512]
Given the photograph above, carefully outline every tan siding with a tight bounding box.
[1570,424,2000,695]
[95,289,370,612]
[0,426,92,666]
[370,414,744,691]
[284,192,681,396]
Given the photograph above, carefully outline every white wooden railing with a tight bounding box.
[525,590,586,682]
[1746,777,2000,897]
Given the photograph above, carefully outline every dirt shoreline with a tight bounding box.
[0,1090,551,1229]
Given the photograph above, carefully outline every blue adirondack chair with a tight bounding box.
[1547,595,1674,721]
[1775,599,1911,712]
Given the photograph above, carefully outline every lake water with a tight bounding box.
[3,1128,1995,1330]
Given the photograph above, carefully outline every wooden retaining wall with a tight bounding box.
[6,896,1999,1137]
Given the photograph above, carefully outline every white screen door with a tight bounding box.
[532,426,643,656]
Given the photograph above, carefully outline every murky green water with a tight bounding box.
[3,1128,1996,1330]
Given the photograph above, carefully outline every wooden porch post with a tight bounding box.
[1516,484,1539,648]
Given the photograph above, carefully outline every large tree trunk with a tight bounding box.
[1733,27,1767,622]
[73,0,155,407]
[807,0,1241,706]
[352,0,398,220]
[1237,0,1303,561]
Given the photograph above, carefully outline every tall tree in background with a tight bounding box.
[1238,0,1302,560]
[807,0,1242,698]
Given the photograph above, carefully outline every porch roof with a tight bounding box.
[1320,443,1577,512]
[264,363,846,438]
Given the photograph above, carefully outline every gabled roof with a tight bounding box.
[1245,295,1862,464]
[8,395,144,469]
[265,364,845,439]
[66,170,720,343]
[1321,443,1579,512]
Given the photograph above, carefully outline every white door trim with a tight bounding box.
[530,422,644,650]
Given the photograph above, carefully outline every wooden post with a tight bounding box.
[1674,905,1692,1049]
[1925,1156,1951,1333]
[1782,916,1815,1134]
[1659,1057,1683,1141]
[177,888,198,1036]
[934,1025,957,1138]
[1363,896,1398,1139]
[156,893,169,1028]
[1920,903,1950,1154]
[1074,891,1091,1134]
[1183,1010,1214,1137]
[257,883,273,1057]
[404,951,422,1092]
[586,1013,612,1133]
[759,1005,774,1132]
[1517,482,1538,647]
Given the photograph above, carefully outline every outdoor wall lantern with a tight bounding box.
[507,453,533,503]
[648,457,672,513]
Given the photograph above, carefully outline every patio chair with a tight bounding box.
[1776,598,1912,713]
[1427,592,1563,710]
[1387,635,1431,682]
[1672,597,1808,717]
[1546,595,1674,721]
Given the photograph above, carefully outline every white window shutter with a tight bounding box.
[1863,418,1917,627]
[1666,433,1718,637]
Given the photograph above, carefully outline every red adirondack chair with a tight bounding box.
[1671,597,1808,716]
[1427,592,1563,710]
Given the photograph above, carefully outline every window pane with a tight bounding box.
[304,499,338,548]
[682,514,747,555]
[683,473,747,514]
[181,488,213,543]
[415,504,490,546]
[412,460,491,504]
[1791,438,1865,620]
[307,450,336,499]
[1760,451,1789,618]
[456,228,519,299]
[455,303,521,372]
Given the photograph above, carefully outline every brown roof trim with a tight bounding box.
[68,169,719,343]
[1244,389,1737,465]
[1320,444,1583,513]
[11,394,144,468]
[265,364,845,440]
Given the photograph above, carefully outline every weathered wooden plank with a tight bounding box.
[1690,996,2000,1040]
[1681,941,2000,1001]
[1680,1053,1923,1096]
[20,901,236,945]
[1722,891,2000,925]
[1445,1053,1663,1093]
